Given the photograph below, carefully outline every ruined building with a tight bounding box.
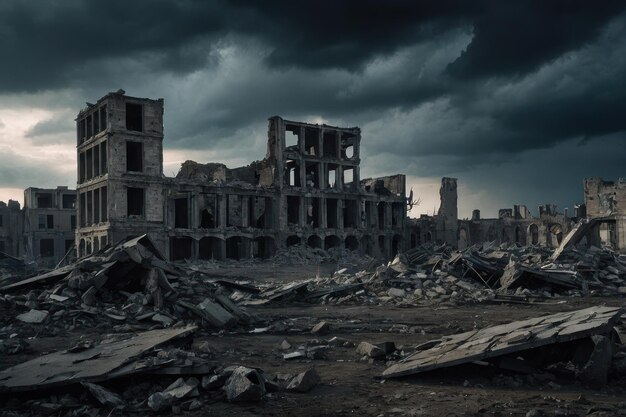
[406,177,575,250]
[0,199,23,256]
[75,91,407,260]
[582,177,626,252]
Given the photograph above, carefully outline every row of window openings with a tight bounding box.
[285,126,357,159]
[79,140,143,184]
[34,193,76,209]
[38,214,76,230]
[77,102,144,145]
[173,196,273,230]
[286,199,403,229]
[79,187,108,227]
[285,164,354,188]
[39,239,74,258]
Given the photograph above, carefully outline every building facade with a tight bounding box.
[75,91,407,260]
[23,186,77,267]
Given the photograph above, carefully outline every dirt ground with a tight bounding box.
[1,262,625,417]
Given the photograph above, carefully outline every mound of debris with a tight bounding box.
[0,235,257,338]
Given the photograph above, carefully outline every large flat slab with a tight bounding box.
[0,325,196,392]
[383,306,622,378]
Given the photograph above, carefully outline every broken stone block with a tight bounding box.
[581,335,613,388]
[82,382,125,408]
[311,321,330,335]
[163,377,199,399]
[201,373,228,390]
[356,341,385,358]
[223,366,266,402]
[16,309,48,324]
[306,345,329,359]
[286,368,321,393]
[376,342,396,354]
[280,339,292,350]
[388,288,406,298]
[147,392,173,412]
[283,351,306,360]
[328,336,354,347]
[196,298,236,328]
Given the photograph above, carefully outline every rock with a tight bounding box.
[223,366,266,402]
[414,288,423,297]
[280,339,292,350]
[388,288,406,298]
[188,399,203,410]
[434,286,447,295]
[525,409,545,417]
[581,335,613,387]
[283,350,306,360]
[148,392,173,412]
[356,341,385,358]
[201,373,229,390]
[306,345,329,359]
[375,342,396,354]
[311,321,330,335]
[16,309,48,323]
[286,368,321,393]
[82,382,125,408]
[163,377,199,399]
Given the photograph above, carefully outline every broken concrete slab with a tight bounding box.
[0,325,196,392]
[580,335,614,388]
[16,309,48,324]
[383,306,623,378]
[311,321,330,335]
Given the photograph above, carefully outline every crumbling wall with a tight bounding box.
[436,177,458,247]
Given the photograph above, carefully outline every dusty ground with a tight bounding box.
[1,262,625,417]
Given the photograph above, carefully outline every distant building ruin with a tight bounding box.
[74,91,407,260]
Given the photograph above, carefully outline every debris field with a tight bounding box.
[1,235,625,416]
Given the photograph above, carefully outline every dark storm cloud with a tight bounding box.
[25,116,73,138]
[447,1,626,79]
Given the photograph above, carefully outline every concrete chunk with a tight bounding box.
[223,366,266,402]
[286,368,320,393]
[356,341,385,358]
[16,309,48,324]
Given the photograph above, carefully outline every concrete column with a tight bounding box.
[337,199,344,230]
[241,196,250,228]
[218,194,227,228]
[336,165,344,191]
[321,196,327,229]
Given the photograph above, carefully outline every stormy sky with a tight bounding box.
[0,0,625,218]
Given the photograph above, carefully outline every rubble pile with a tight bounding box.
[0,235,258,339]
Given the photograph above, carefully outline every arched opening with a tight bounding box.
[199,237,223,260]
[378,235,386,256]
[528,224,539,245]
[93,238,100,253]
[253,236,276,259]
[286,235,301,247]
[486,226,496,242]
[391,234,402,256]
[410,233,417,248]
[307,235,322,248]
[86,239,92,255]
[345,235,359,251]
[425,231,432,242]
[360,235,373,256]
[226,236,249,260]
[171,236,193,261]
[324,235,341,250]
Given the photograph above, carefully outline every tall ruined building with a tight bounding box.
[437,177,458,246]
[74,91,407,260]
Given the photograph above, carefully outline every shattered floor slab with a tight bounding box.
[0,325,196,392]
[383,306,623,378]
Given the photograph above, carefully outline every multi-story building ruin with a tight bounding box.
[22,187,77,266]
[75,91,407,260]
[0,199,23,257]
[582,177,626,252]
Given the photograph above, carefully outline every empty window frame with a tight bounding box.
[77,118,86,144]
[99,105,107,132]
[86,190,93,225]
[343,167,354,190]
[285,160,301,187]
[100,142,108,174]
[304,127,320,155]
[86,148,93,179]
[326,198,338,228]
[38,214,46,229]
[101,186,108,221]
[47,214,54,229]
[285,124,300,148]
[323,131,338,158]
[40,239,54,257]
[126,141,143,172]
[307,198,321,227]
[93,145,100,177]
[79,192,86,227]
[62,194,76,209]
[79,152,86,183]
[327,164,337,188]
[287,196,300,225]
[126,102,143,132]
[127,187,144,216]
[343,199,358,228]
[37,193,53,208]
[305,162,320,188]
[86,114,93,138]
[174,197,189,228]
[71,215,76,230]
[0,215,3,227]
[94,189,100,223]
